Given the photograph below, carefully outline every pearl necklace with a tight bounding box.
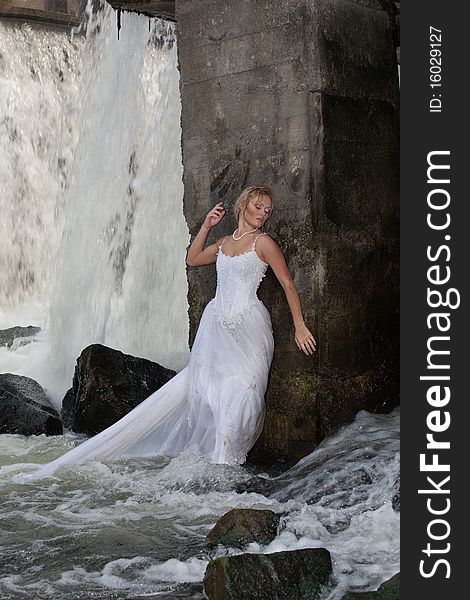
[232,227,259,241]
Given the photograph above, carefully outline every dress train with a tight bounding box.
[26,234,274,479]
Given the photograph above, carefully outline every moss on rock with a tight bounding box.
[207,508,280,549]
[204,548,332,600]
[341,574,400,600]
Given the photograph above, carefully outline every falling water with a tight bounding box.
[0,20,81,315]
[0,3,189,404]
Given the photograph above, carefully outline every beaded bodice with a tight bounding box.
[213,234,268,328]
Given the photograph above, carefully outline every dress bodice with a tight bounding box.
[213,235,269,328]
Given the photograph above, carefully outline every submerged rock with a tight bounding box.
[204,548,332,600]
[0,325,41,348]
[207,508,280,549]
[391,490,400,512]
[62,344,176,435]
[0,373,62,435]
[341,574,400,599]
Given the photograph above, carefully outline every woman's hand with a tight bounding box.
[203,202,225,229]
[295,323,317,355]
[255,236,317,355]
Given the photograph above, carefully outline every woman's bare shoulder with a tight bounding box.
[256,233,283,262]
[257,233,280,250]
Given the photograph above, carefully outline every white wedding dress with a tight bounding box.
[28,234,274,479]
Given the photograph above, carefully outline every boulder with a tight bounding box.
[207,508,280,549]
[341,574,400,599]
[0,325,41,348]
[204,548,332,600]
[0,373,62,435]
[61,344,176,435]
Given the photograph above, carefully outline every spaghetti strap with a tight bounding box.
[219,236,228,250]
[251,232,267,250]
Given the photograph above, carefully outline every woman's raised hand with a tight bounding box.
[295,323,317,356]
[203,202,225,229]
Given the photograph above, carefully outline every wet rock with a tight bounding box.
[0,373,62,435]
[207,508,280,549]
[204,548,332,600]
[61,344,176,435]
[0,325,41,348]
[341,573,400,599]
[61,387,76,431]
[391,477,400,512]
[391,490,400,512]
[234,474,274,496]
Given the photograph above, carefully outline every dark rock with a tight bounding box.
[341,573,400,599]
[0,325,41,348]
[203,548,332,600]
[0,373,62,435]
[391,477,400,512]
[61,387,75,431]
[207,508,280,549]
[62,344,176,435]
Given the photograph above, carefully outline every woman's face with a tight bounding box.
[243,194,273,229]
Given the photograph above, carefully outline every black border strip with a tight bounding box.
[401,2,467,597]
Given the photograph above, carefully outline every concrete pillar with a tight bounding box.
[176,0,399,465]
[0,1,88,26]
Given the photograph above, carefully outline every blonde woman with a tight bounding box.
[26,186,315,479]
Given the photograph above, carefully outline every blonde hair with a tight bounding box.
[233,185,273,222]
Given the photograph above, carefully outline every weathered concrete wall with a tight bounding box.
[0,1,87,27]
[107,1,175,20]
[176,0,399,466]
[0,2,176,27]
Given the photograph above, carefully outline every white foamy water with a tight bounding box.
[0,2,189,406]
[0,410,399,599]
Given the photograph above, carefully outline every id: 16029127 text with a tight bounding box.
[429,26,442,113]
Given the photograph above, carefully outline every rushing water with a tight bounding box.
[0,409,399,599]
[0,3,189,405]
[0,3,399,598]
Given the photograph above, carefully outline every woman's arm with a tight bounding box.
[186,203,225,267]
[258,235,317,356]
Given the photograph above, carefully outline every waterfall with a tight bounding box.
[0,11,400,599]
[0,19,81,316]
[0,4,189,406]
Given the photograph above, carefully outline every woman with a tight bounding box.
[26,186,315,479]
[187,186,316,357]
